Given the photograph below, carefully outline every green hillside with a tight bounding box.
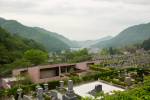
[0,17,71,52]
[0,27,44,65]
[93,23,150,48]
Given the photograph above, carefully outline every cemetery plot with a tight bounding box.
[74,81,124,97]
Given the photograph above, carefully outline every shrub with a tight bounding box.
[47,80,59,90]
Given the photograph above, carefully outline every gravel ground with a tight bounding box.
[73,81,124,97]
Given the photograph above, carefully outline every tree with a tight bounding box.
[100,48,110,55]
[24,49,48,65]
[142,38,150,50]
[109,47,114,55]
[60,48,91,63]
[100,47,122,56]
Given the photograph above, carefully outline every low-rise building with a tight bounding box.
[12,63,81,83]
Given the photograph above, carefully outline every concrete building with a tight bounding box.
[12,62,97,84]
[1,61,97,88]
[12,64,81,83]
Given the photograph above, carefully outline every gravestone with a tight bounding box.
[95,85,102,92]
[17,88,23,100]
[63,80,77,100]
[118,70,121,78]
[60,81,64,90]
[36,87,44,100]
[23,95,32,100]
[125,77,132,86]
[10,95,15,100]
[88,84,102,96]
[124,69,128,77]
[51,90,58,100]
[36,85,41,92]
[44,83,49,93]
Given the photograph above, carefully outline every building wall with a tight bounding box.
[40,68,59,79]
[28,67,39,83]
[38,76,67,83]
[12,63,88,83]
[76,62,89,70]
[12,68,28,76]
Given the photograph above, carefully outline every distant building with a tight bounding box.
[123,51,131,55]
[88,48,99,53]
[70,48,83,52]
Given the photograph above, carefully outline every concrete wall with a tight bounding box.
[76,62,89,70]
[12,63,90,83]
[40,68,59,79]
[12,68,28,76]
[28,67,39,83]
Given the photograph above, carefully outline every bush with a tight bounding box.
[90,65,111,72]
[47,80,59,90]
[70,76,82,84]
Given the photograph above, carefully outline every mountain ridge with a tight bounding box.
[1,17,150,50]
[74,36,113,48]
[92,22,150,48]
[0,17,71,52]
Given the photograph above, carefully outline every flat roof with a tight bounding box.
[13,63,76,71]
[38,63,76,69]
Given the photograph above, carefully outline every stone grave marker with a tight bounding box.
[17,88,23,100]
[37,87,44,100]
[63,80,77,100]
[23,95,32,100]
[88,84,102,96]
[125,77,132,86]
[51,90,58,100]
[44,83,49,93]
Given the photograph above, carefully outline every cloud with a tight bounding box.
[0,0,150,40]
[94,0,150,5]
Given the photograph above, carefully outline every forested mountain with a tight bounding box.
[0,27,44,65]
[1,17,150,50]
[0,17,71,52]
[93,22,150,48]
[33,27,78,48]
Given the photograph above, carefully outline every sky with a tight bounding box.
[0,0,150,41]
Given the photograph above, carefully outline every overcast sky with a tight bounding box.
[0,0,150,41]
